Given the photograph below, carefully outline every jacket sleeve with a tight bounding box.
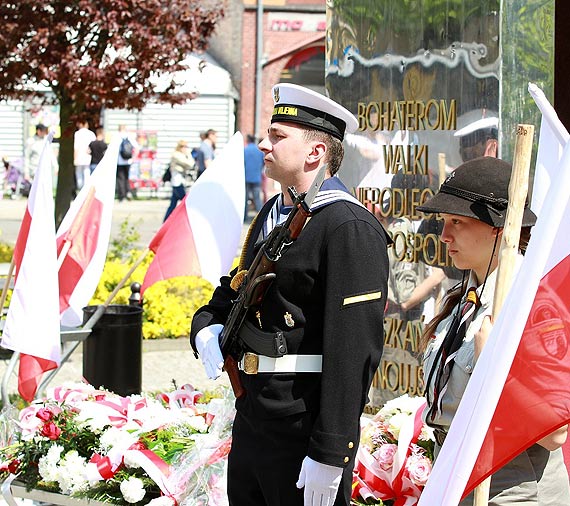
[171,151,194,174]
[189,267,238,355]
[307,218,389,468]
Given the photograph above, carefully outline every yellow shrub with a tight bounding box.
[91,250,215,339]
[142,276,214,339]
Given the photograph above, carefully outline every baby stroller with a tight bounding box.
[4,158,30,198]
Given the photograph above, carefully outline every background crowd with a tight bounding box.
[0,124,269,223]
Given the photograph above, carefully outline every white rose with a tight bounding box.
[387,412,411,439]
[187,415,209,433]
[120,477,146,503]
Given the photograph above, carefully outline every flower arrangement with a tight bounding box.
[0,382,234,506]
[351,395,435,506]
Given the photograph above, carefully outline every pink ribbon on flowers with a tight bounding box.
[94,397,148,427]
[352,400,427,506]
[156,384,202,410]
[50,384,96,404]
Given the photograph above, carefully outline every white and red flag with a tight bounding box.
[1,134,61,401]
[528,82,569,215]
[141,131,245,294]
[56,140,118,326]
[418,101,570,505]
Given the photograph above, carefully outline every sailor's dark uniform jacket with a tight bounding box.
[190,177,390,468]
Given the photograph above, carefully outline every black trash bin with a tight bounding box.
[82,304,143,396]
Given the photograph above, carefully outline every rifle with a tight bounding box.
[219,163,328,398]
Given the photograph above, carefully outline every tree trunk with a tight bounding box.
[54,100,76,228]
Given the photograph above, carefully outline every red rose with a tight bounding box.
[36,407,54,421]
[7,459,20,474]
[40,422,61,440]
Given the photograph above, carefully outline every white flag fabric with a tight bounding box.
[418,139,570,505]
[56,140,119,326]
[1,133,61,401]
[528,82,569,215]
[141,131,245,294]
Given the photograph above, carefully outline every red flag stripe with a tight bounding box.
[141,197,202,295]
[18,354,58,402]
[57,192,103,314]
[464,254,570,495]
[56,142,118,327]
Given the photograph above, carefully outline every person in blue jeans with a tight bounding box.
[163,140,194,222]
[244,134,264,220]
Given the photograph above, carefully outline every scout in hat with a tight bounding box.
[190,83,390,506]
[418,156,535,229]
[416,157,569,503]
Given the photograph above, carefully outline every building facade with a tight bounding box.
[209,0,326,140]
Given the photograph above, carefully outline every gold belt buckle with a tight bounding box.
[243,352,259,375]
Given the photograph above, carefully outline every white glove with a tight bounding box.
[296,456,343,506]
[195,324,224,379]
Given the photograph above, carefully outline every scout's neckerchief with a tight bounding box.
[425,229,500,422]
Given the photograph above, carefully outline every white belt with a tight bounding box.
[238,352,322,374]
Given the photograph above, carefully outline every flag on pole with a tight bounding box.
[56,141,119,327]
[1,134,61,401]
[141,131,246,294]
[528,83,570,215]
[418,140,570,506]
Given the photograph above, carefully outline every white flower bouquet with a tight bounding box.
[0,382,234,506]
[351,394,435,506]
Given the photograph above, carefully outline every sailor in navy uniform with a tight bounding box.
[190,83,390,506]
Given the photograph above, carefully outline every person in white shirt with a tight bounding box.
[74,120,96,191]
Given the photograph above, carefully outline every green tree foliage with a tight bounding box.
[0,0,224,225]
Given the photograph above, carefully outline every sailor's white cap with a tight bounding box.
[454,108,498,137]
[271,83,358,140]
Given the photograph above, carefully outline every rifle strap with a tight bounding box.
[230,212,261,291]
[237,213,259,271]
[230,269,247,291]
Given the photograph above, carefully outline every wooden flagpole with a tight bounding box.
[438,152,447,186]
[0,257,15,313]
[473,123,535,505]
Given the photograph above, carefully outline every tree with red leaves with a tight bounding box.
[0,0,224,224]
